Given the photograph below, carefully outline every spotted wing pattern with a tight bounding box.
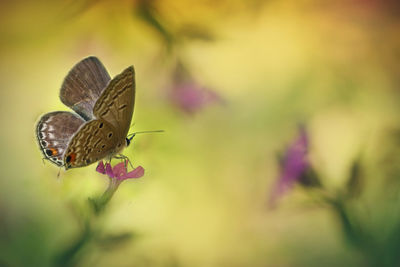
[93,66,135,140]
[63,119,125,169]
[37,58,136,170]
[60,56,111,121]
[36,111,85,166]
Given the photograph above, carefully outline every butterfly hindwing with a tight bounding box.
[60,56,111,121]
[93,66,135,140]
[36,111,85,166]
[63,119,122,169]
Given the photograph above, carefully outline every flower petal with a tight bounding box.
[96,161,105,174]
[124,166,145,179]
[105,163,114,178]
[112,162,127,179]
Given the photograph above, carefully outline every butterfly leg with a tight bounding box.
[114,155,125,162]
[126,158,134,170]
[115,154,134,170]
[114,155,123,163]
[113,155,127,167]
[57,167,61,179]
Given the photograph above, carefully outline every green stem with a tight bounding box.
[330,199,380,266]
[53,222,92,267]
[54,178,122,266]
[90,178,122,215]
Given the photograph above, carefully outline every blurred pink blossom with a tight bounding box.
[169,81,222,114]
[96,161,144,181]
[170,82,219,114]
[269,127,309,206]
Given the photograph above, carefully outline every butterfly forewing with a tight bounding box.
[60,56,111,121]
[36,111,85,166]
[63,119,122,169]
[93,66,135,140]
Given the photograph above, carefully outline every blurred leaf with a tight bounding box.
[330,200,363,247]
[58,0,100,21]
[346,157,363,199]
[95,232,136,250]
[53,224,92,267]
[330,199,382,266]
[135,0,174,47]
[383,219,400,266]
[176,24,216,42]
[298,167,322,189]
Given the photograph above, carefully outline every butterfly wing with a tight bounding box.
[60,56,111,121]
[93,66,135,140]
[36,111,85,166]
[63,119,123,169]
[64,66,135,169]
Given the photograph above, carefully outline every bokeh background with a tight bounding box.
[1,0,400,266]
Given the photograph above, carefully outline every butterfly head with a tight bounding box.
[126,134,135,147]
[126,130,164,147]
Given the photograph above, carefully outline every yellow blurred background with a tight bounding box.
[1,0,400,266]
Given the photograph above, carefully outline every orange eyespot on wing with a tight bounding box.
[65,153,76,165]
[36,111,86,167]
[63,119,120,169]
[45,147,58,156]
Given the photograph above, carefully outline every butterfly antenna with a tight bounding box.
[126,130,165,145]
[127,130,164,139]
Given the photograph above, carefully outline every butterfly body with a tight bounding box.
[36,57,135,170]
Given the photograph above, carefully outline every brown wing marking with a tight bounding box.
[93,66,135,140]
[60,56,111,121]
[64,119,119,169]
[36,111,85,167]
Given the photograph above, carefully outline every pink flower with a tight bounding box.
[269,127,309,206]
[105,163,114,178]
[96,161,105,174]
[170,81,221,114]
[167,62,223,114]
[96,161,145,180]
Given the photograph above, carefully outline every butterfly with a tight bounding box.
[36,56,136,170]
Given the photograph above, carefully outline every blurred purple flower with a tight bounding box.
[96,161,145,181]
[269,127,309,206]
[169,81,221,114]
